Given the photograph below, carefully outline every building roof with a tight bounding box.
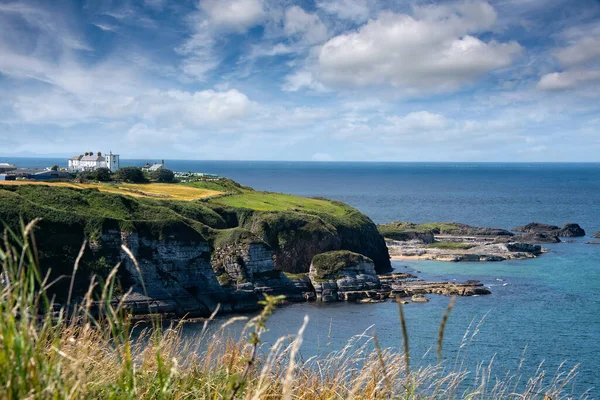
[148,163,164,171]
[8,168,44,176]
[70,155,83,160]
[33,170,71,177]
[80,155,105,162]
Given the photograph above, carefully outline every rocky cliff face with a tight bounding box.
[309,251,381,302]
[0,184,390,317]
[221,206,392,274]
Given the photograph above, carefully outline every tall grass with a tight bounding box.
[0,220,587,399]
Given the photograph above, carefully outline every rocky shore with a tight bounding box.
[378,221,587,262]
[110,250,490,315]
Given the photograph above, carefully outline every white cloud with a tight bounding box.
[177,0,266,81]
[554,37,600,68]
[384,111,453,134]
[282,70,329,92]
[294,1,522,93]
[284,6,329,44]
[139,89,254,127]
[537,21,600,92]
[126,123,176,148]
[537,70,600,91]
[0,2,91,52]
[200,0,265,32]
[317,0,372,23]
[92,23,117,32]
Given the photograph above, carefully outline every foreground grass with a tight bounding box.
[0,180,223,201]
[0,221,584,399]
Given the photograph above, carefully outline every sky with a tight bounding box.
[0,0,599,161]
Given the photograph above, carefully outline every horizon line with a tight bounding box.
[2,156,600,164]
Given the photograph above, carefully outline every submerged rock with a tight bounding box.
[592,232,600,238]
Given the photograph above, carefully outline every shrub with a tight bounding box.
[77,168,112,182]
[114,167,148,183]
[94,167,112,182]
[150,168,175,183]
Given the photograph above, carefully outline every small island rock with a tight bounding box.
[309,250,381,302]
[558,223,586,237]
[513,222,585,238]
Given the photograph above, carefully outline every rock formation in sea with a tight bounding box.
[378,222,546,261]
[513,222,586,237]
[307,250,490,302]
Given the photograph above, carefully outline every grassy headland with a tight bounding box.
[0,179,392,293]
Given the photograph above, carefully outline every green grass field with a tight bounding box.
[209,191,349,215]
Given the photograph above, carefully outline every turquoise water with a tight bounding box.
[5,158,600,396]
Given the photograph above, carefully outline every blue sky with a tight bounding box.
[0,0,599,161]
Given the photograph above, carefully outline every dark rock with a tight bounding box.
[513,222,585,237]
[519,232,561,244]
[390,229,435,243]
[513,222,560,233]
[505,242,543,255]
[558,223,585,237]
[448,224,513,236]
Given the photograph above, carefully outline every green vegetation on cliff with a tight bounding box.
[0,180,391,285]
[378,222,462,237]
[210,191,348,215]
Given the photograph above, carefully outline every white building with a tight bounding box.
[141,160,164,173]
[0,163,17,173]
[68,151,120,173]
[106,151,120,172]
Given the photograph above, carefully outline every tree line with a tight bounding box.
[77,167,175,183]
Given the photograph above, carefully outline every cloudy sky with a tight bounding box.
[0,0,599,161]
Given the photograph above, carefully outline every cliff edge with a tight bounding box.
[0,181,391,316]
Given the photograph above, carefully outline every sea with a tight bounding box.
[3,158,600,397]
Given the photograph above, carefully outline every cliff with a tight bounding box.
[0,182,391,316]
